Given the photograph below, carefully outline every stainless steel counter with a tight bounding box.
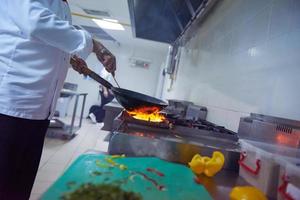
[197,170,249,200]
[109,132,241,171]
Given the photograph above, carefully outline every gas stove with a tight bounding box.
[108,110,240,171]
[238,113,300,148]
[112,111,238,141]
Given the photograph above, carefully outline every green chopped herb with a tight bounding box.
[61,183,142,200]
[66,181,77,189]
[91,171,102,176]
[104,177,110,182]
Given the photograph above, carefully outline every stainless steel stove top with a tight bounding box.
[238,113,300,148]
[108,111,241,171]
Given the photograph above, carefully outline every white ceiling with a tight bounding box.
[69,0,169,53]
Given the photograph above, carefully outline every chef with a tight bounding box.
[0,0,116,199]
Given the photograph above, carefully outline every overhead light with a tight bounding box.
[248,47,259,57]
[102,18,119,23]
[92,18,125,31]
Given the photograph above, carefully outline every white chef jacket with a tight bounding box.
[0,0,93,120]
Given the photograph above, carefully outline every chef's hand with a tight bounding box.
[102,86,109,98]
[93,39,116,74]
[70,55,90,76]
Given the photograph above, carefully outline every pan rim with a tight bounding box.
[111,87,168,106]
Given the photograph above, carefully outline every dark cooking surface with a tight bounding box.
[112,87,168,111]
[169,118,238,142]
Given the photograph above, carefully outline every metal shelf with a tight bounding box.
[47,91,88,140]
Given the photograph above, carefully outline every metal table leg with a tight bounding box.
[69,95,79,134]
[79,94,87,128]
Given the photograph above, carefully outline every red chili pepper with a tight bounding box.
[146,168,165,177]
[194,176,202,185]
[135,172,165,191]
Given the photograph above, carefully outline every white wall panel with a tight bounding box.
[163,0,300,131]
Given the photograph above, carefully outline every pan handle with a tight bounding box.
[85,68,113,89]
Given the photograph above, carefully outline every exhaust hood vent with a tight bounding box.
[83,9,110,17]
[128,0,217,44]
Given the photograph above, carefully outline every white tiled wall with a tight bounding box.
[163,0,300,131]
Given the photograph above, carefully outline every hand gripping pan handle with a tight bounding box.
[85,68,113,89]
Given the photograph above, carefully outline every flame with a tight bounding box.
[127,107,165,123]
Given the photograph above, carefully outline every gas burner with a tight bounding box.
[126,106,166,123]
[112,110,238,142]
[118,111,171,129]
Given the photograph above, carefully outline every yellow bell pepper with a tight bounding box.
[111,154,126,159]
[230,186,267,200]
[119,164,127,170]
[204,151,225,177]
[189,154,205,174]
[105,158,117,166]
[102,156,128,171]
[188,151,225,177]
[95,160,109,168]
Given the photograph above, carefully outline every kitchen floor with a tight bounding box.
[29,119,109,200]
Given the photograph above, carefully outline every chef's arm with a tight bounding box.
[5,0,92,59]
[92,40,116,73]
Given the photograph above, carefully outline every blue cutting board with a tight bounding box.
[41,154,212,200]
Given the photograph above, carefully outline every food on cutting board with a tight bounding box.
[229,186,267,200]
[42,155,212,200]
[188,151,225,177]
[61,183,142,200]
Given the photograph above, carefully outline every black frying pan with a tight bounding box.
[84,67,168,112]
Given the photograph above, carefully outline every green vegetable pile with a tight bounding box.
[61,183,142,200]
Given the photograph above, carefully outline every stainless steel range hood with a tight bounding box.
[128,0,217,44]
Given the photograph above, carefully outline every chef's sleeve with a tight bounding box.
[5,0,93,59]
